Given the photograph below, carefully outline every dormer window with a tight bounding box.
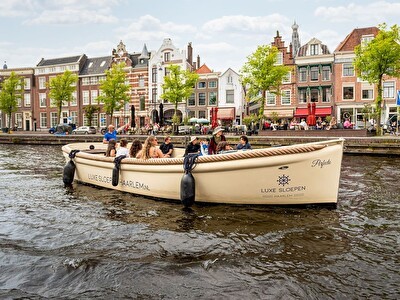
[100,61,106,67]
[310,44,318,55]
[164,52,170,62]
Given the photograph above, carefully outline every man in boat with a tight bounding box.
[159,136,174,158]
[184,136,201,156]
[103,124,117,144]
[236,135,252,150]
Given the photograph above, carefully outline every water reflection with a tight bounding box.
[0,144,399,299]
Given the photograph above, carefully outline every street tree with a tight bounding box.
[354,23,400,134]
[0,71,24,133]
[160,65,199,124]
[47,70,78,125]
[97,62,130,123]
[83,104,100,126]
[240,45,291,128]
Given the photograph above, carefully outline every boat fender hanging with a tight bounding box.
[180,153,199,207]
[63,149,80,186]
[112,155,126,186]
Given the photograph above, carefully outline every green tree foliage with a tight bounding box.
[97,62,130,122]
[240,45,291,126]
[83,104,100,126]
[354,23,400,133]
[48,70,78,124]
[160,65,199,123]
[0,71,23,132]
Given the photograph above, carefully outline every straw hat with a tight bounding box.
[190,136,198,143]
[213,127,224,135]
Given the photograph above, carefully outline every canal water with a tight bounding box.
[0,144,399,299]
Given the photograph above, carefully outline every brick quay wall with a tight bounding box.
[1,131,400,156]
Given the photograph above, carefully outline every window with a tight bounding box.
[209,92,217,105]
[140,96,145,111]
[39,77,46,89]
[152,88,157,103]
[310,66,319,81]
[266,91,276,105]
[322,66,331,81]
[275,52,283,65]
[139,75,144,87]
[70,92,77,106]
[322,87,331,103]
[282,71,291,84]
[100,113,106,127]
[198,93,206,105]
[98,90,105,104]
[152,67,157,83]
[24,78,30,90]
[343,63,354,76]
[164,52,170,62]
[361,34,374,47]
[198,81,206,89]
[71,111,78,125]
[24,93,31,107]
[100,61,106,67]
[299,89,307,103]
[90,77,98,85]
[208,81,217,88]
[17,97,22,107]
[310,44,318,55]
[91,90,98,104]
[15,113,22,128]
[281,90,291,105]
[362,84,374,100]
[39,93,46,107]
[82,77,90,85]
[227,76,233,84]
[40,112,47,128]
[226,90,234,103]
[50,112,58,127]
[383,81,395,98]
[198,111,206,119]
[83,91,89,105]
[62,111,69,124]
[299,67,307,82]
[310,88,319,102]
[343,86,354,100]
[92,113,99,127]
[188,93,195,106]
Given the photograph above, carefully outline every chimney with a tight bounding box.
[187,42,193,68]
[197,55,200,69]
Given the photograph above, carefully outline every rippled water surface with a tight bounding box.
[0,144,399,299]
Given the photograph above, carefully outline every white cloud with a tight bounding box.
[314,1,400,23]
[0,0,36,17]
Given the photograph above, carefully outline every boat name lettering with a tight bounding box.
[311,159,331,168]
[261,186,306,193]
[88,174,112,184]
[120,179,150,191]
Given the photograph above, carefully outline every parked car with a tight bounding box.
[49,123,75,134]
[72,126,97,134]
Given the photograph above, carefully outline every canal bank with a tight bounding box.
[1,132,400,155]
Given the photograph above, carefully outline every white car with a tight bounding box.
[72,126,97,134]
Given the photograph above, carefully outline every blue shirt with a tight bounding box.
[237,142,252,150]
[104,130,117,142]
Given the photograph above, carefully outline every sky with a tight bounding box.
[1,0,399,73]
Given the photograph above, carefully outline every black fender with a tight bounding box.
[180,172,196,207]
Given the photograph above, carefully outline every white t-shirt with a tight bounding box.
[116,147,129,157]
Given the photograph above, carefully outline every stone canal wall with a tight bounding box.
[1,132,400,155]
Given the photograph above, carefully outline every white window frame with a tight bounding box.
[281,90,291,105]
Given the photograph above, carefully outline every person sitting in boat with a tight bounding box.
[200,138,210,156]
[216,141,233,154]
[184,136,201,156]
[236,135,252,150]
[136,136,165,159]
[105,139,117,157]
[129,139,142,158]
[208,127,226,155]
[116,138,129,157]
[103,124,117,144]
[159,136,174,158]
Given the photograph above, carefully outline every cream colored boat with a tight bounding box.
[62,139,344,206]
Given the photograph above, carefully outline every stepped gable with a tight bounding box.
[36,55,83,67]
[335,27,379,52]
[80,56,112,75]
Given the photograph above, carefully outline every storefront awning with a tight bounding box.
[294,107,332,117]
[265,109,294,118]
[218,108,235,119]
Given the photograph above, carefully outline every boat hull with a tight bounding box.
[62,139,344,205]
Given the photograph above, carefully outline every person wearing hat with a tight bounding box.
[184,136,201,156]
[208,127,226,155]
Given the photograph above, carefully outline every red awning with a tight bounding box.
[218,108,235,119]
[294,107,332,117]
